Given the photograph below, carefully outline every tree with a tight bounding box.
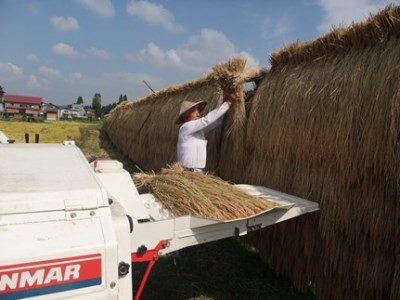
[118,94,128,104]
[76,96,83,105]
[0,85,5,101]
[102,93,128,116]
[102,102,117,116]
[91,93,102,118]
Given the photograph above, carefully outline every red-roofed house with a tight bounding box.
[3,94,42,118]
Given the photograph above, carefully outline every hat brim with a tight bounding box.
[176,101,207,124]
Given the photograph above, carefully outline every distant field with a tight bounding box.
[0,119,101,143]
[0,119,140,172]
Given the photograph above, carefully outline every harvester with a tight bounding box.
[0,140,318,299]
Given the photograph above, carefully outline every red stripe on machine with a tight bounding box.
[0,254,102,294]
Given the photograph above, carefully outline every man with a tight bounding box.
[176,91,240,172]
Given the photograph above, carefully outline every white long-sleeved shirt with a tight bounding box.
[177,102,230,169]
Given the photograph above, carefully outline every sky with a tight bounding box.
[0,0,397,106]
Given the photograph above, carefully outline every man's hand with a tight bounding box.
[230,90,241,101]
[225,90,241,105]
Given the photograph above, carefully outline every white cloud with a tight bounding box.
[0,62,24,81]
[127,0,184,33]
[27,54,39,62]
[238,51,260,68]
[317,0,394,33]
[39,66,62,79]
[52,43,79,58]
[26,75,43,89]
[76,0,115,17]
[87,47,110,59]
[127,29,259,72]
[50,16,79,31]
[70,72,83,80]
[61,71,164,103]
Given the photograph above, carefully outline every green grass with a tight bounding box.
[0,119,316,300]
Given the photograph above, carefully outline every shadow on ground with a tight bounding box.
[133,238,316,300]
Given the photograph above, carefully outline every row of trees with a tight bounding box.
[75,93,127,118]
[102,94,127,116]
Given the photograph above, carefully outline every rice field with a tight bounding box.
[0,119,101,143]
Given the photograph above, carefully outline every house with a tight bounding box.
[59,104,87,119]
[85,108,96,120]
[41,103,60,120]
[3,94,42,118]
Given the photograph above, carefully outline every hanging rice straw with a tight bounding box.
[133,163,280,221]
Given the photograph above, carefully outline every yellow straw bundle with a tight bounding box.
[133,164,279,221]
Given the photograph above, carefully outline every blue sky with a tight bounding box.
[0,0,397,106]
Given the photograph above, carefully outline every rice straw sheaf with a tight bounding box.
[133,164,279,221]
[239,5,400,299]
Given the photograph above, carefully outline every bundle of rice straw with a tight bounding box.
[133,164,279,221]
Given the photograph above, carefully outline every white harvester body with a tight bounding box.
[0,143,318,299]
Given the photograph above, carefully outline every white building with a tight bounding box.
[60,104,87,119]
